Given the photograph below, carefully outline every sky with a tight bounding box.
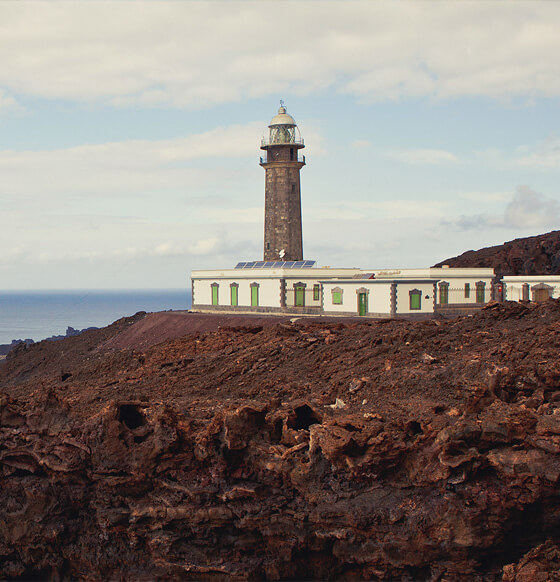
[1,1,560,289]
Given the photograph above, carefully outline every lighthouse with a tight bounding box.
[191,104,496,318]
[260,102,305,261]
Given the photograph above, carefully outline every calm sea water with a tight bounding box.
[0,290,191,344]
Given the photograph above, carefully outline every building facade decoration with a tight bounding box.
[331,286,344,305]
[409,288,422,310]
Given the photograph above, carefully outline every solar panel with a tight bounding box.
[233,260,316,269]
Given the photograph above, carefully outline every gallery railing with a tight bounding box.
[260,153,305,164]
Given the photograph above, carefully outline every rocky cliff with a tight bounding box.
[1,306,560,580]
[434,230,560,277]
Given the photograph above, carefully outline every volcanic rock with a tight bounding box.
[434,230,560,277]
[1,305,560,580]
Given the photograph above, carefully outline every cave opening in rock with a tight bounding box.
[118,404,146,430]
[288,405,321,431]
[478,497,560,572]
[406,420,422,437]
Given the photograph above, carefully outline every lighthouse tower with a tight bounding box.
[260,102,305,261]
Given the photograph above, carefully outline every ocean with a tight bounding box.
[0,290,191,345]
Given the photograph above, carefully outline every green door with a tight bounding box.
[231,286,238,306]
[358,293,367,316]
[211,285,218,305]
[251,285,259,307]
[476,284,485,304]
[295,285,305,307]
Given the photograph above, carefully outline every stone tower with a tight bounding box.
[260,103,305,261]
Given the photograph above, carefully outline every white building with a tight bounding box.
[191,263,496,319]
[503,276,560,302]
[320,277,435,318]
[370,267,495,313]
[191,262,361,315]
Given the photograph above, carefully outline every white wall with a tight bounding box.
[435,277,493,305]
[504,277,560,301]
[396,282,434,314]
[505,283,522,301]
[284,279,322,308]
[321,281,393,315]
[252,278,282,307]
[193,279,211,306]
[193,277,281,308]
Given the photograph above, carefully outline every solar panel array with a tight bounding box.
[352,273,375,279]
[235,260,316,269]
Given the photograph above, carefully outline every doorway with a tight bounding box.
[358,292,367,316]
[251,284,259,307]
[533,287,550,302]
[295,284,305,307]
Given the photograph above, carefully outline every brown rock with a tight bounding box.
[1,303,560,579]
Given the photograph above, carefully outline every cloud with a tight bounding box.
[515,137,560,168]
[504,185,560,228]
[459,191,511,203]
[351,140,372,149]
[385,148,460,165]
[1,3,560,108]
[469,138,560,170]
[0,89,18,113]
[0,119,275,286]
[0,121,264,198]
[188,237,220,256]
[309,199,448,221]
[444,185,560,230]
[451,214,501,231]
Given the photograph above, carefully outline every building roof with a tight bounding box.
[191,267,361,279]
[503,275,560,281]
[269,105,296,127]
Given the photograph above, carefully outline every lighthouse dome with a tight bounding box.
[269,105,296,127]
[262,102,304,146]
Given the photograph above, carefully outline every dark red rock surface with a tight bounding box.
[2,304,560,580]
[434,230,560,277]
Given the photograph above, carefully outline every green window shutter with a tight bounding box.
[313,284,320,301]
[464,283,470,298]
[332,291,342,305]
[410,292,421,310]
[231,286,238,306]
[211,285,219,306]
[251,285,259,307]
